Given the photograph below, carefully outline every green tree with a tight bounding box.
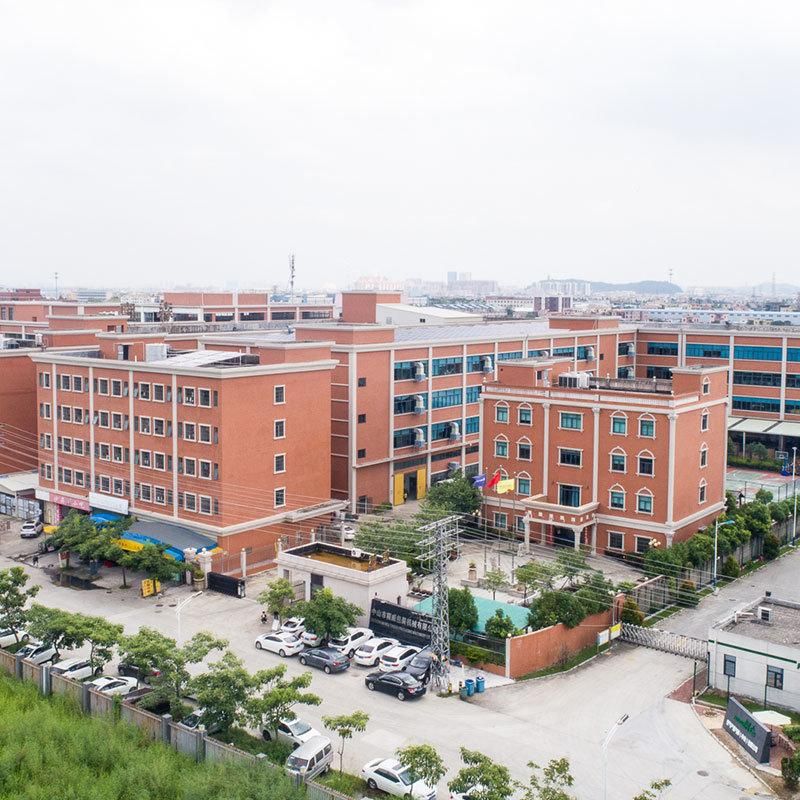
[782,750,800,790]
[75,614,123,674]
[720,555,740,579]
[126,543,183,585]
[483,568,508,600]
[425,471,482,515]
[189,651,254,733]
[519,758,575,800]
[322,710,369,773]
[258,578,296,623]
[0,566,39,645]
[763,532,780,560]
[396,744,447,788]
[724,490,738,515]
[527,591,587,630]
[292,588,361,644]
[245,665,321,739]
[632,779,672,800]
[51,511,96,568]
[555,550,588,589]
[26,605,87,659]
[748,442,769,462]
[120,628,227,715]
[754,488,773,504]
[620,596,645,625]
[449,587,479,635]
[484,609,517,639]
[448,748,515,800]
[574,571,615,615]
[74,522,134,587]
[514,561,558,601]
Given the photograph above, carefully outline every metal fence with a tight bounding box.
[620,623,707,661]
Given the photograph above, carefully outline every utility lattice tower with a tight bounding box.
[419,514,460,692]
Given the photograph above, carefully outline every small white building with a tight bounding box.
[276,542,409,626]
[708,597,800,713]
[375,303,482,327]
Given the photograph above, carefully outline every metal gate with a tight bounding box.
[620,623,707,660]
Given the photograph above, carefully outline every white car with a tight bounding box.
[89,675,139,696]
[16,641,57,664]
[301,630,323,648]
[254,631,305,657]
[281,617,305,636]
[353,637,399,667]
[20,519,43,539]
[329,627,374,658]
[262,717,322,748]
[361,757,436,800]
[51,657,99,680]
[0,628,29,649]
[379,645,420,673]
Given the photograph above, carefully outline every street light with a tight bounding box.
[602,713,629,800]
[176,591,204,644]
[792,446,798,545]
[713,519,736,591]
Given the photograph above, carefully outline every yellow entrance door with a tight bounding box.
[393,473,405,506]
[416,468,427,500]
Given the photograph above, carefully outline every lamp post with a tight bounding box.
[713,519,736,592]
[792,446,798,544]
[176,591,204,644]
[602,713,628,800]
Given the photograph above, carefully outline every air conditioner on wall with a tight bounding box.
[413,395,425,414]
[413,362,426,381]
[448,422,461,442]
[413,428,425,448]
[482,355,493,373]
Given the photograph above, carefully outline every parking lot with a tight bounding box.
[0,518,768,800]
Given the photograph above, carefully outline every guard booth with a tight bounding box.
[207,571,246,598]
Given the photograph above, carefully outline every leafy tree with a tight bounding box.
[51,511,96,568]
[258,578,296,623]
[483,568,508,600]
[245,665,321,739]
[574,571,615,615]
[292,588,361,643]
[322,710,369,773]
[555,550,588,588]
[74,522,135,587]
[448,747,515,800]
[26,605,87,659]
[632,779,672,800]
[75,614,123,673]
[120,627,227,715]
[620,596,645,625]
[449,587,478,635]
[514,561,558,601]
[484,609,517,639]
[763,532,780,560]
[425,471,482,515]
[0,566,39,644]
[519,757,575,800]
[354,518,425,569]
[396,744,447,788]
[126,543,183,585]
[754,488,773,504]
[189,651,254,733]
[724,490,738,515]
[527,591,587,630]
[748,442,769,462]
[720,555,740,579]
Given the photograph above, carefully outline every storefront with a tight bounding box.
[34,488,91,525]
[0,472,40,520]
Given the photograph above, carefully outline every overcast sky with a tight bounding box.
[2,1,799,291]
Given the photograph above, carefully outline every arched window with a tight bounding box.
[495,401,509,424]
[700,442,708,469]
[700,408,710,432]
[702,377,710,395]
[517,403,532,426]
[636,487,654,515]
[637,449,655,477]
[611,411,628,436]
[494,435,509,458]
[516,436,532,461]
[610,447,627,473]
[608,483,626,510]
[638,413,656,438]
[698,479,707,504]
[516,471,532,496]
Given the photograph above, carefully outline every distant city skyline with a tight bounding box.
[2,1,799,290]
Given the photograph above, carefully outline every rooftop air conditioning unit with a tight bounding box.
[145,343,168,362]
[413,362,426,382]
[559,372,591,389]
[758,606,772,623]
[482,355,493,373]
[413,395,425,414]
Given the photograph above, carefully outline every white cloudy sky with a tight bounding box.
[1,1,799,290]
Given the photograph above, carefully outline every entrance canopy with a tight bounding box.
[0,471,38,497]
[728,418,777,434]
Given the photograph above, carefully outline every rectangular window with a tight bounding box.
[184,493,197,512]
[608,531,624,550]
[140,484,152,502]
[638,456,654,476]
[701,413,709,432]
[274,488,286,508]
[610,491,625,509]
[274,385,285,404]
[559,412,582,430]
[100,476,111,493]
[734,345,782,362]
[153,384,165,402]
[518,406,532,425]
[113,478,124,496]
[111,379,123,397]
[618,342,634,356]
[97,378,109,395]
[611,453,626,472]
[497,350,523,361]
[153,418,165,436]
[394,428,423,448]
[199,460,212,479]
[184,423,196,441]
[357,413,367,423]
[646,342,678,356]
[466,354,491,372]
[493,512,508,530]
[517,441,532,460]
[198,424,211,443]
[517,477,531,495]
[700,449,708,467]
[60,374,70,391]
[198,388,211,407]
[559,484,581,507]
[431,388,462,409]
[274,454,286,473]
[97,411,109,427]
[699,483,707,503]
[639,419,655,437]
[154,452,166,470]
[155,487,166,505]
[199,495,212,514]
[112,445,123,463]
[138,382,151,400]
[723,655,736,678]
[140,450,152,468]
[611,417,627,435]
[357,377,367,387]
[635,535,650,554]
[184,457,196,476]
[559,448,582,467]
[140,417,151,435]
[183,387,196,406]
[766,665,784,690]
[274,419,285,439]
[394,394,424,414]
[357,448,367,458]
[99,444,111,461]
[73,407,84,424]
[466,386,481,404]
[40,371,51,388]
[111,413,123,430]
[40,403,51,419]
[431,357,463,376]
[686,343,729,359]
[495,405,509,423]
[61,406,72,423]
[495,440,509,458]
[732,396,781,413]
[646,366,672,379]
[393,360,428,381]
[732,371,781,387]
[637,494,653,514]
[465,416,480,435]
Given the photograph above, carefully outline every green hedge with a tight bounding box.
[727,455,785,473]
[450,639,505,666]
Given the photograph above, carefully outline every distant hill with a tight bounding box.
[590,280,681,295]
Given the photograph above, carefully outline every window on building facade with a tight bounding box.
[701,411,709,431]
[638,417,655,437]
[432,357,463,376]
[699,481,707,503]
[517,440,532,460]
[559,448,581,467]
[274,454,285,473]
[274,420,285,439]
[274,488,286,508]
[495,403,509,423]
[635,536,651,554]
[638,453,654,476]
[608,531,624,550]
[559,484,581,507]
[493,512,508,529]
[609,489,625,510]
[636,492,653,514]
[611,415,627,435]
[518,405,532,425]
[723,655,736,677]
[517,475,531,495]
[767,665,784,690]
[560,412,582,430]
[494,438,508,458]
[274,385,285,404]
[700,447,708,468]
[610,451,626,472]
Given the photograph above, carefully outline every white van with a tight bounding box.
[284,735,334,782]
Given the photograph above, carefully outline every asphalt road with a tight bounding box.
[0,538,769,800]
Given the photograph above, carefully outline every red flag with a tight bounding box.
[486,469,502,490]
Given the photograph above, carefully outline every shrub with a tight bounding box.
[528,591,588,630]
[620,596,644,625]
[754,488,774,504]
[720,555,740,579]
[784,725,800,743]
[676,580,699,608]
[763,533,780,561]
[484,609,518,639]
[782,750,800,791]
[449,640,504,666]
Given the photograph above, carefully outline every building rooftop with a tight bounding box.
[720,598,800,647]
[280,542,401,572]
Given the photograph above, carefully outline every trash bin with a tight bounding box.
[475,675,485,693]
[465,678,475,696]
[459,685,468,701]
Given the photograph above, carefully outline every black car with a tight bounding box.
[365,671,426,701]
[298,647,350,674]
[403,647,433,685]
[117,662,162,684]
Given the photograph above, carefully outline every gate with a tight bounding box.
[620,623,707,660]
[206,572,246,598]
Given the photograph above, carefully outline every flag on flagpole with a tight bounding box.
[496,478,515,494]
[472,474,487,488]
[486,470,502,490]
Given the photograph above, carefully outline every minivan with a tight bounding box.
[284,735,334,782]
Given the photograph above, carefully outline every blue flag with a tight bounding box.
[472,474,487,488]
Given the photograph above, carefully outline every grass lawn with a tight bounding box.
[218,727,292,764]
[698,689,800,726]
[643,606,681,627]
[518,642,609,680]
[318,770,370,797]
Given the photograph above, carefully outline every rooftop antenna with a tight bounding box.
[54,271,59,299]
[289,254,296,302]
[668,268,674,286]
[772,272,777,297]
